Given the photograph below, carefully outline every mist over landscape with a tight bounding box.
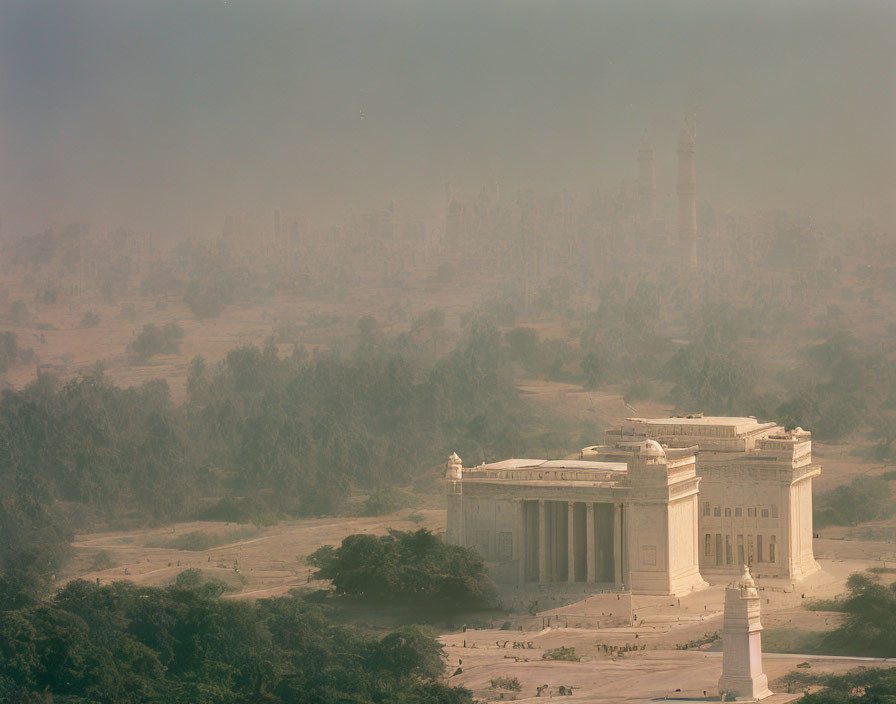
[0,2,895,703]
[2,1,894,235]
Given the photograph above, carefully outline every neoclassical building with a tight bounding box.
[445,416,819,595]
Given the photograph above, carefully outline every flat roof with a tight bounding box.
[626,416,761,426]
[481,459,627,473]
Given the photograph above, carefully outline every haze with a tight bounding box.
[1,0,893,237]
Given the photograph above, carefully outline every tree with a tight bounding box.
[309,529,499,613]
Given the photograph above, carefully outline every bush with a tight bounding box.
[543,646,580,661]
[128,322,184,361]
[490,676,522,691]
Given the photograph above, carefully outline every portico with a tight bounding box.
[517,499,622,584]
[445,442,707,596]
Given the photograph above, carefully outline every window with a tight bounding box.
[724,507,732,517]
[714,506,721,517]
[769,535,776,563]
[497,532,513,560]
[748,535,754,564]
[748,508,755,517]
[771,504,778,519]
[704,533,712,557]
[735,507,742,517]
[737,535,745,566]
[757,535,764,562]
[704,501,711,517]
[761,508,769,518]
[725,535,732,565]
[715,534,723,567]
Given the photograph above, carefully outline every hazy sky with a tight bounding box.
[1,0,893,237]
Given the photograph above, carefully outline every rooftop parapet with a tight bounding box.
[756,427,812,467]
[455,457,628,486]
[606,416,783,453]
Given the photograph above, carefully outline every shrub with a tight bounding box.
[490,676,522,691]
[543,646,580,661]
[128,322,184,361]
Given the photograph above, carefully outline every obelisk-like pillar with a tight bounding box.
[718,566,773,701]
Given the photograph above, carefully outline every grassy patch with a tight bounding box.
[146,528,260,551]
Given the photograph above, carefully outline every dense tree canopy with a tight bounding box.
[0,326,557,592]
[0,577,472,703]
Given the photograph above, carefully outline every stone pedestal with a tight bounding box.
[718,567,772,701]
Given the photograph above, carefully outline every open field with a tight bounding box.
[64,503,896,702]
[67,509,448,600]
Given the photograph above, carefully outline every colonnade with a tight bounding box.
[517,499,624,585]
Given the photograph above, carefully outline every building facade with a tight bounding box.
[446,416,820,595]
[445,440,708,596]
[600,416,820,580]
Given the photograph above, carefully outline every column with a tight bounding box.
[538,500,547,583]
[614,503,623,585]
[586,502,596,583]
[568,501,576,583]
[517,501,526,584]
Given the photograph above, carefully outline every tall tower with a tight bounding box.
[637,133,657,225]
[718,566,773,701]
[677,125,697,268]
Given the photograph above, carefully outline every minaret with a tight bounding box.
[718,566,773,701]
[637,133,657,225]
[677,125,697,268]
[445,453,464,546]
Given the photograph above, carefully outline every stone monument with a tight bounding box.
[718,566,772,701]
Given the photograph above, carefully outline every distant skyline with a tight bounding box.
[1,0,893,237]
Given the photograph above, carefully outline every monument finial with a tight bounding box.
[446,452,463,480]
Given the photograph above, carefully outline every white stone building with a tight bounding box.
[600,416,820,580]
[445,415,820,595]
